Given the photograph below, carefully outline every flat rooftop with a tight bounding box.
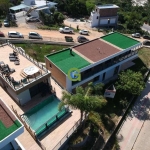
[101,32,140,49]
[46,49,91,74]
[0,99,22,141]
[73,39,121,62]
[97,4,119,9]
[0,44,49,90]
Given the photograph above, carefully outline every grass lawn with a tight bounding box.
[138,47,150,67]
[14,43,68,62]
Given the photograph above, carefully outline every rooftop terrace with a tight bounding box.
[0,98,23,147]
[0,43,50,92]
[46,49,91,74]
[101,32,140,49]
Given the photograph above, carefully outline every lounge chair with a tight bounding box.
[9,57,19,61]
[14,60,20,65]
[9,68,15,73]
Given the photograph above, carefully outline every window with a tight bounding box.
[114,66,119,75]
[97,16,99,19]
[102,72,106,81]
[50,63,52,68]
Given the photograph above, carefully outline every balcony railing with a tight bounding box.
[72,50,138,85]
[0,42,50,91]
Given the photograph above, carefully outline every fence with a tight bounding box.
[52,119,81,150]
[11,105,46,150]
[0,42,50,91]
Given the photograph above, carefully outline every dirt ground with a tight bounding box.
[0,16,145,43]
[0,17,104,43]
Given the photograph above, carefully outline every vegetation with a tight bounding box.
[59,86,107,122]
[39,8,65,26]
[14,43,68,62]
[116,70,145,96]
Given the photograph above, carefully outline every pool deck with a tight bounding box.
[0,77,80,150]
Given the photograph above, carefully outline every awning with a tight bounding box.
[10,4,29,11]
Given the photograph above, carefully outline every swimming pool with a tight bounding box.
[22,95,68,136]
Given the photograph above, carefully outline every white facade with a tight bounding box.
[90,4,119,28]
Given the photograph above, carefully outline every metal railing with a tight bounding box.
[0,42,50,91]
[52,119,81,150]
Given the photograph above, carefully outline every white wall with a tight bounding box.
[31,10,39,17]
[24,0,35,6]
[110,18,116,24]
[17,89,31,105]
[100,19,108,25]
[90,11,99,27]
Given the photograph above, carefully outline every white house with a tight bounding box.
[10,0,57,18]
[90,4,119,28]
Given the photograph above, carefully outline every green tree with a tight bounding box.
[116,70,145,96]
[59,86,107,123]
[57,13,65,24]
[0,0,10,15]
[50,7,55,14]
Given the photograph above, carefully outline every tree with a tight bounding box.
[0,0,10,15]
[57,13,65,24]
[59,86,107,123]
[50,7,55,14]
[116,70,145,96]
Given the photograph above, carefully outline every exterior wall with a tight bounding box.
[67,54,138,92]
[17,89,31,105]
[31,9,39,17]
[99,8,118,17]
[24,0,35,6]
[90,11,100,27]
[45,58,66,88]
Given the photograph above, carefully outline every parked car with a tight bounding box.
[4,20,10,27]
[77,36,89,43]
[8,31,24,38]
[28,32,42,39]
[26,16,39,22]
[143,35,150,40]
[0,31,5,37]
[79,29,89,35]
[59,27,73,33]
[131,33,141,38]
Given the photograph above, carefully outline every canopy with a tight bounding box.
[10,4,29,11]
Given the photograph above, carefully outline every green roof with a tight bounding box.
[0,120,21,141]
[47,49,91,74]
[101,32,140,49]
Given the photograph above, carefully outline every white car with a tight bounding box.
[59,27,73,33]
[131,33,141,38]
[26,16,39,22]
[28,32,42,39]
[8,31,24,38]
[79,29,89,35]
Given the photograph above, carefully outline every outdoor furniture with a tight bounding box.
[12,80,21,86]
[14,60,20,65]
[9,57,19,61]
[21,78,28,84]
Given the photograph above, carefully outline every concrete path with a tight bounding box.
[117,79,150,150]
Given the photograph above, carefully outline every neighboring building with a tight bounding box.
[0,98,24,150]
[90,4,119,28]
[45,32,142,92]
[9,0,57,18]
[0,43,51,106]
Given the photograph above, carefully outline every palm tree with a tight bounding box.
[59,86,107,124]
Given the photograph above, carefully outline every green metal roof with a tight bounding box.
[101,32,140,49]
[47,49,91,74]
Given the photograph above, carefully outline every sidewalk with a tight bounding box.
[117,79,150,150]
